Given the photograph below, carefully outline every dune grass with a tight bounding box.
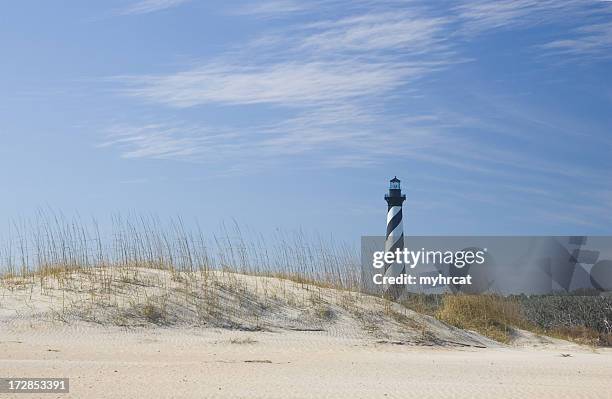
[1,212,610,346]
[0,211,360,290]
[0,212,364,332]
[435,295,529,344]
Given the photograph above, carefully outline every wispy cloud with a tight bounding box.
[114,4,454,108]
[456,0,612,61]
[541,21,612,59]
[98,106,446,166]
[118,0,190,15]
[300,11,451,54]
[103,1,610,176]
[116,61,422,108]
[105,2,459,169]
[455,0,593,34]
[229,0,310,18]
[99,0,612,227]
[98,123,243,162]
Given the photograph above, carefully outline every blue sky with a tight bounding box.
[1,0,611,240]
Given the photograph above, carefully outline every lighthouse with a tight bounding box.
[384,176,406,299]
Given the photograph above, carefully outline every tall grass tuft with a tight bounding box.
[0,211,360,291]
[436,294,527,344]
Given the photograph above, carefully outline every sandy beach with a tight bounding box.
[2,324,611,398]
[1,269,611,398]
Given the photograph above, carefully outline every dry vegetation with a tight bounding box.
[1,212,611,347]
[402,293,612,346]
[435,295,530,344]
[0,212,360,289]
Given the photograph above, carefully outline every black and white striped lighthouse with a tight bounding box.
[384,176,406,298]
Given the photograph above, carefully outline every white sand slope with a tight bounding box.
[0,268,498,347]
[1,268,611,398]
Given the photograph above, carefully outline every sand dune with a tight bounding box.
[0,268,497,347]
[1,268,611,398]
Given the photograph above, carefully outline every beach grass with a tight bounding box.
[1,211,610,346]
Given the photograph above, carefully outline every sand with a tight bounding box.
[1,325,611,399]
[1,269,611,398]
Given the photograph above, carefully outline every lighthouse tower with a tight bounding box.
[384,176,406,299]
